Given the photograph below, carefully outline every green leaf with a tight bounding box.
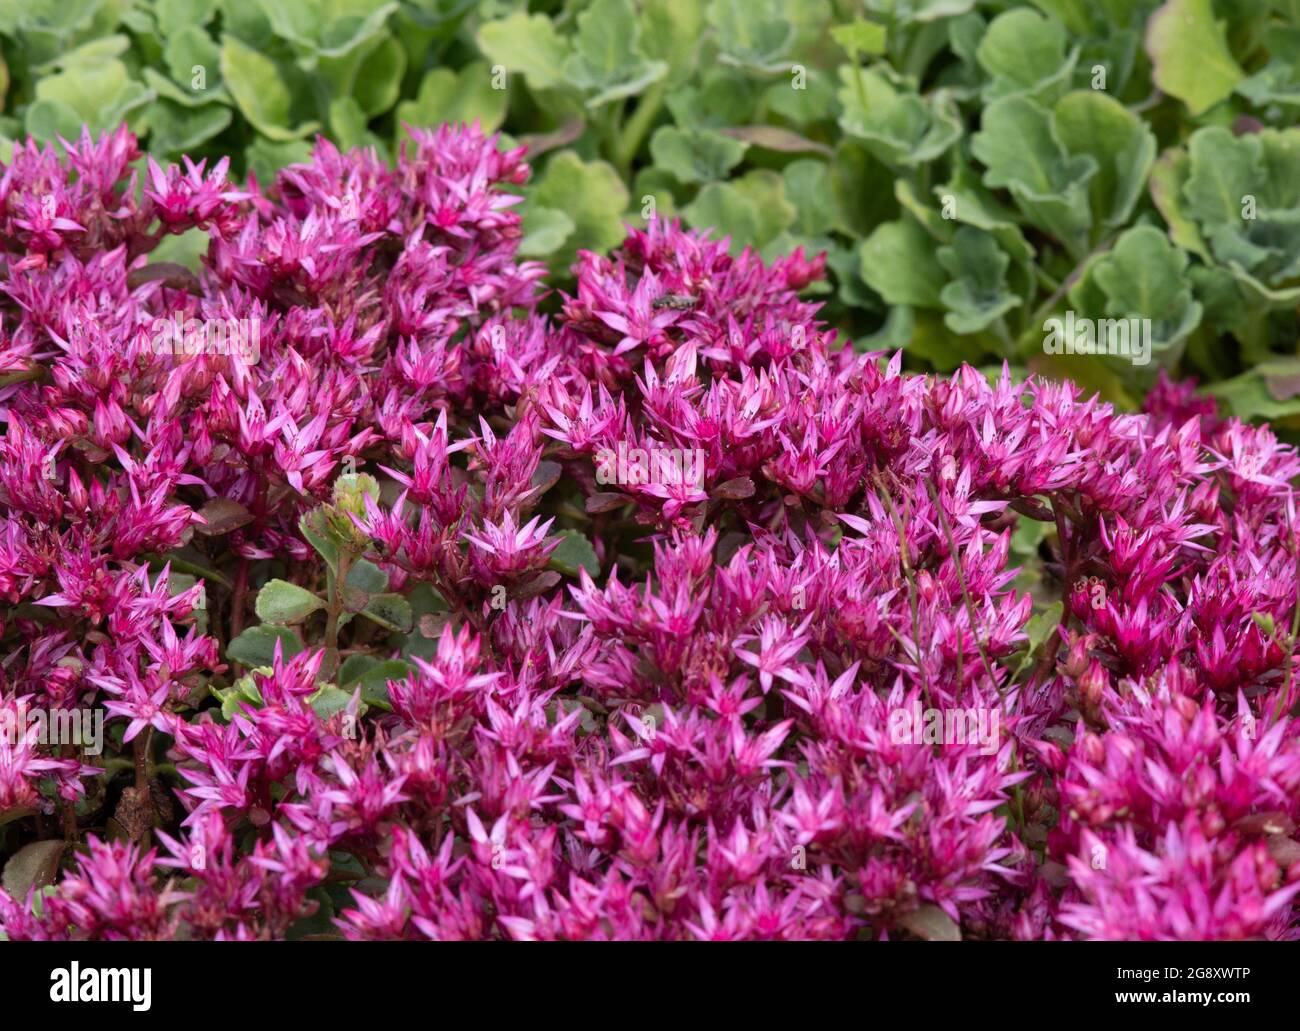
[227,625,303,666]
[255,579,326,624]
[213,672,266,719]
[220,0,276,48]
[829,140,899,237]
[971,95,1096,256]
[836,65,962,168]
[32,34,131,74]
[859,217,946,308]
[255,0,397,61]
[640,0,706,78]
[300,507,342,571]
[762,68,837,126]
[316,2,398,60]
[666,67,757,130]
[683,169,796,253]
[1016,600,1063,674]
[562,0,667,108]
[156,0,219,37]
[519,206,576,258]
[934,157,1037,276]
[309,684,360,721]
[144,69,227,110]
[783,159,838,237]
[355,659,410,709]
[548,530,600,578]
[706,0,794,71]
[359,593,413,633]
[163,26,222,97]
[255,0,319,49]
[886,0,976,24]
[1236,27,1300,109]
[1148,147,1210,261]
[329,96,372,151]
[145,99,232,155]
[346,558,389,595]
[1181,126,1300,296]
[25,99,88,143]
[894,179,953,243]
[286,886,337,940]
[1068,225,1203,362]
[354,32,406,116]
[32,59,153,136]
[831,19,887,59]
[475,13,570,93]
[976,9,1077,103]
[936,227,1021,334]
[395,62,507,137]
[1146,0,1245,116]
[649,126,747,185]
[1210,365,1300,423]
[246,138,314,186]
[1053,90,1155,234]
[338,653,379,686]
[391,582,451,661]
[528,152,629,269]
[220,33,321,140]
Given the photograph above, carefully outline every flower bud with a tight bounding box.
[1080,659,1108,709]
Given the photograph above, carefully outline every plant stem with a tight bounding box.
[1028,501,1074,691]
[1029,234,1117,329]
[134,728,153,794]
[613,81,667,179]
[323,550,354,681]
[230,556,250,642]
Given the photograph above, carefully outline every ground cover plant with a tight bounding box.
[1,122,1300,941]
[2,0,1300,423]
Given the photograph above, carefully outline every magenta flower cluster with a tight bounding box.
[1,125,1299,941]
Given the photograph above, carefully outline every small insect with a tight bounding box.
[652,293,699,311]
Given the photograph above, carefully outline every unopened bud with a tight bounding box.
[1063,635,1090,679]
[1080,659,1108,708]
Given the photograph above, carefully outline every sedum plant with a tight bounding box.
[0,125,1299,940]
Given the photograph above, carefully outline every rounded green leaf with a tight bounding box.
[528,152,630,269]
[255,579,326,624]
[683,169,795,254]
[476,12,570,92]
[1146,0,1245,116]
[395,62,508,138]
[227,625,304,666]
[649,126,747,185]
[859,217,946,308]
[220,34,321,141]
[548,530,600,578]
[1054,90,1156,233]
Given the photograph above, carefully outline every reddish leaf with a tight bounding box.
[3,840,65,899]
[899,904,961,941]
[195,497,255,536]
